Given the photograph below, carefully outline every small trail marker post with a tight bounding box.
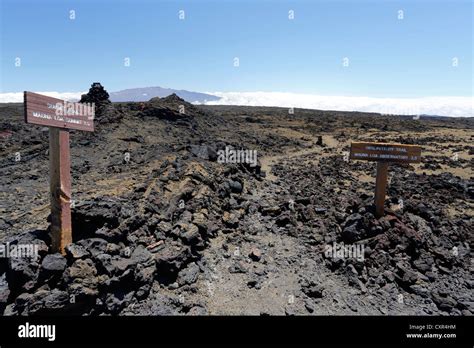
[349,142,421,217]
[24,92,94,254]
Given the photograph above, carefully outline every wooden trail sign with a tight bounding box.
[24,92,94,131]
[24,92,94,254]
[350,142,422,217]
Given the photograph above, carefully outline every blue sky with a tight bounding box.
[1,0,472,98]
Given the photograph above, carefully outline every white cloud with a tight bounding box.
[0,91,85,103]
[201,91,473,117]
[2,90,472,117]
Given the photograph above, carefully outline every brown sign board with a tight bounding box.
[24,91,94,132]
[350,142,421,163]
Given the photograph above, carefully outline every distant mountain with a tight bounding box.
[109,87,221,103]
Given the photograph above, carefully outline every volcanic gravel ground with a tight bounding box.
[0,95,472,315]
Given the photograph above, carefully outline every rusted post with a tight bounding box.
[49,127,72,254]
[374,161,389,218]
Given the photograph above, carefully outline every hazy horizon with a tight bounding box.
[0,87,472,117]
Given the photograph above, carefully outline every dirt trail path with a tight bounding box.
[194,177,424,316]
[192,147,423,315]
